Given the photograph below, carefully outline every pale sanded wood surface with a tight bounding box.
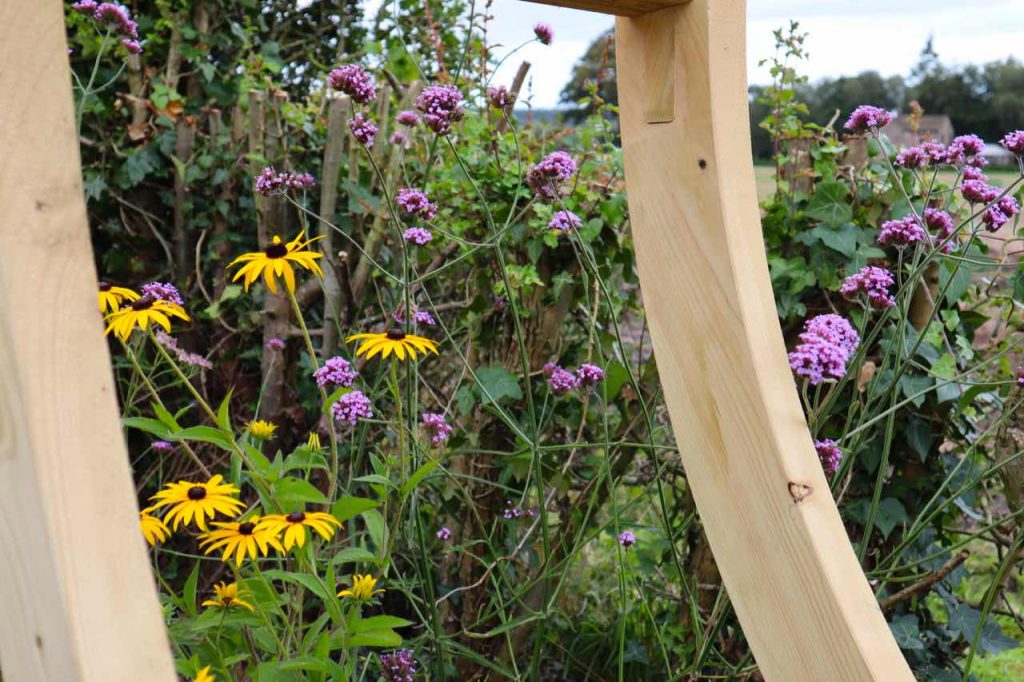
[0,3,176,681]
[613,1,913,679]
[523,0,690,17]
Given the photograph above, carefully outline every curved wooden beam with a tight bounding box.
[0,3,175,680]
[613,1,914,679]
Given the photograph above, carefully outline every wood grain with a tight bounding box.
[522,0,690,17]
[0,2,176,680]
[614,1,914,678]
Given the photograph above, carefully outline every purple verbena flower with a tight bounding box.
[924,208,957,251]
[618,530,636,547]
[576,363,605,387]
[94,3,138,37]
[72,1,99,12]
[503,501,528,519]
[877,215,927,248]
[961,179,999,204]
[331,390,373,425]
[814,439,843,476]
[313,356,358,389]
[403,227,433,246]
[421,412,453,445]
[526,151,576,200]
[121,38,142,54]
[895,146,928,169]
[950,134,985,159]
[998,195,1020,218]
[840,265,895,309]
[487,85,512,109]
[141,281,183,305]
[788,336,849,385]
[546,365,579,395]
[379,649,418,682]
[982,206,1009,232]
[533,22,553,45]
[395,188,437,219]
[414,84,465,135]
[962,165,986,181]
[348,112,378,148]
[390,131,407,145]
[255,167,315,196]
[266,337,286,351]
[1016,366,1024,387]
[152,440,174,453]
[1001,130,1024,156]
[413,309,436,326]
[396,110,420,127]
[844,105,892,133]
[549,210,582,232]
[154,330,213,370]
[920,141,949,165]
[436,527,452,541]
[800,314,860,356]
[326,64,376,104]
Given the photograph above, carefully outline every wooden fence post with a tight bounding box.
[0,2,176,680]
[525,0,914,679]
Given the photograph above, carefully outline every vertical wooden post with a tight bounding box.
[0,3,176,681]
[526,0,915,678]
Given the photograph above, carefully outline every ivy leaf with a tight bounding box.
[875,498,908,539]
[474,366,522,405]
[889,614,925,650]
[804,181,853,227]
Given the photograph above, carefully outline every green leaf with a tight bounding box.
[330,547,378,565]
[804,223,859,256]
[331,496,381,523]
[153,401,182,431]
[474,366,522,405]
[274,477,328,506]
[216,390,233,431]
[602,361,630,401]
[172,426,234,451]
[123,417,172,439]
[183,560,201,618]
[400,460,439,496]
[347,630,402,648]
[351,615,414,633]
[875,498,908,539]
[361,509,386,552]
[353,474,394,488]
[889,614,924,650]
[804,181,853,227]
[261,570,333,602]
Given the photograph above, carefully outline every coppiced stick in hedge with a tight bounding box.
[172,117,195,283]
[319,94,350,356]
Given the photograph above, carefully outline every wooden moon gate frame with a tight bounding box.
[0,1,914,681]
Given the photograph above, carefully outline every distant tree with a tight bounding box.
[559,28,616,124]
[802,72,905,128]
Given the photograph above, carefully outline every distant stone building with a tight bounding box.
[982,142,1016,167]
[885,114,954,147]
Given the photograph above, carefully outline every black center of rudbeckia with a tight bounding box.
[386,329,407,340]
[187,485,207,500]
[286,511,306,523]
[264,242,288,258]
[238,522,256,535]
[131,296,156,311]
[98,281,111,291]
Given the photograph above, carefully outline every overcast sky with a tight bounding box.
[482,0,1024,108]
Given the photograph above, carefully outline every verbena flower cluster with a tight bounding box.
[843,105,892,133]
[543,362,605,394]
[618,531,636,547]
[787,314,860,385]
[421,412,453,445]
[154,330,213,370]
[533,22,553,45]
[326,65,377,103]
[395,188,438,219]
[141,281,184,305]
[840,265,895,309]
[403,227,432,245]
[1002,130,1024,156]
[503,501,536,520]
[527,151,576,199]
[487,85,512,109]
[549,210,582,232]
[414,84,465,135]
[877,215,927,248]
[73,2,141,53]
[349,113,378,148]
[313,357,358,389]
[814,439,843,476]
[255,166,316,196]
[379,649,418,682]
[396,110,420,127]
[331,390,373,425]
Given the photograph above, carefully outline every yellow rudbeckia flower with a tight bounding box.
[247,419,277,440]
[97,281,140,314]
[201,582,254,612]
[194,665,216,682]
[104,297,190,342]
[228,232,324,294]
[259,510,341,551]
[139,508,171,546]
[346,329,439,361]
[198,516,284,567]
[337,573,385,601]
[148,474,245,531]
